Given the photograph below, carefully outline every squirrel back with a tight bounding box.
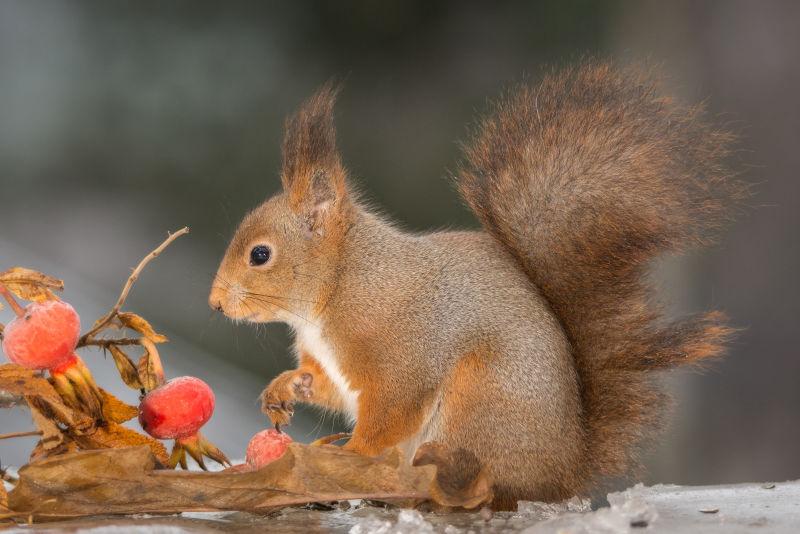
[457,62,745,486]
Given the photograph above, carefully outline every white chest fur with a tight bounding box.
[293,321,360,420]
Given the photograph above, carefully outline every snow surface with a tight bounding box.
[4,480,799,533]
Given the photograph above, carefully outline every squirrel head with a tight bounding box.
[209,82,352,324]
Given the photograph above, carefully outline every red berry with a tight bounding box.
[1,300,80,370]
[245,429,292,469]
[138,376,215,440]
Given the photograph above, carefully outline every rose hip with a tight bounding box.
[0,294,104,420]
[246,429,293,469]
[138,376,230,470]
[2,300,80,370]
[139,376,214,439]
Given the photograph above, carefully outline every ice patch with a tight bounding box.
[75,527,192,534]
[516,495,592,520]
[179,511,238,521]
[522,496,656,534]
[349,509,435,534]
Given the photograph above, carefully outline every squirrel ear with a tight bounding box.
[280,80,348,234]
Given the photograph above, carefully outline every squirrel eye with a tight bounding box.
[249,245,271,266]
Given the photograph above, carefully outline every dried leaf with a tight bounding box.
[0,267,63,289]
[35,393,93,433]
[0,267,63,302]
[0,479,7,510]
[87,315,111,335]
[8,444,439,518]
[0,363,162,468]
[29,435,79,463]
[108,345,143,390]
[137,339,164,392]
[0,364,62,403]
[118,312,168,343]
[74,423,168,466]
[26,397,64,452]
[0,364,93,432]
[99,388,139,424]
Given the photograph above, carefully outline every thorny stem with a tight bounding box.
[77,227,189,347]
[0,430,42,441]
[0,283,25,318]
[80,337,142,348]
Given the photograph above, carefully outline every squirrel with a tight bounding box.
[209,62,744,509]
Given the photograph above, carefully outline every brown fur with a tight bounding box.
[458,62,745,488]
[209,62,743,509]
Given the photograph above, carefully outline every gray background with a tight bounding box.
[1,0,797,488]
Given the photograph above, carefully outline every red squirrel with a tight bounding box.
[209,62,743,509]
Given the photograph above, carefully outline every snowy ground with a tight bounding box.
[3,479,798,533]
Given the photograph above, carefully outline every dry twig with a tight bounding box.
[0,283,24,317]
[0,431,42,441]
[81,338,142,348]
[77,227,189,347]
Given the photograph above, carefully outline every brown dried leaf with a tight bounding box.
[0,267,63,302]
[26,397,64,452]
[74,423,168,466]
[0,364,93,432]
[29,435,79,463]
[36,393,93,434]
[0,481,7,515]
[108,345,143,390]
[118,312,168,343]
[0,364,62,403]
[8,444,439,518]
[87,315,111,335]
[137,339,165,392]
[99,388,139,424]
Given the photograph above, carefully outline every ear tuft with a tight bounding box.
[281,80,347,219]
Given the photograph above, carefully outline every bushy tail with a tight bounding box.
[457,62,745,489]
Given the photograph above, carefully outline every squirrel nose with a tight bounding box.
[208,289,225,313]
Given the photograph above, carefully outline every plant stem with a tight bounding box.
[77,227,189,346]
[0,430,42,440]
[80,337,142,348]
[0,283,25,317]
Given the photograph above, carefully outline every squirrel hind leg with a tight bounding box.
[434,348,585,508]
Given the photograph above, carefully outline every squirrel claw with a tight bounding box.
[262,399,294,428]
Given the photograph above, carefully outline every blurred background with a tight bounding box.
[1,0,797,488]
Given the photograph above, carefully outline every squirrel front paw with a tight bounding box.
[260,370,314,429]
